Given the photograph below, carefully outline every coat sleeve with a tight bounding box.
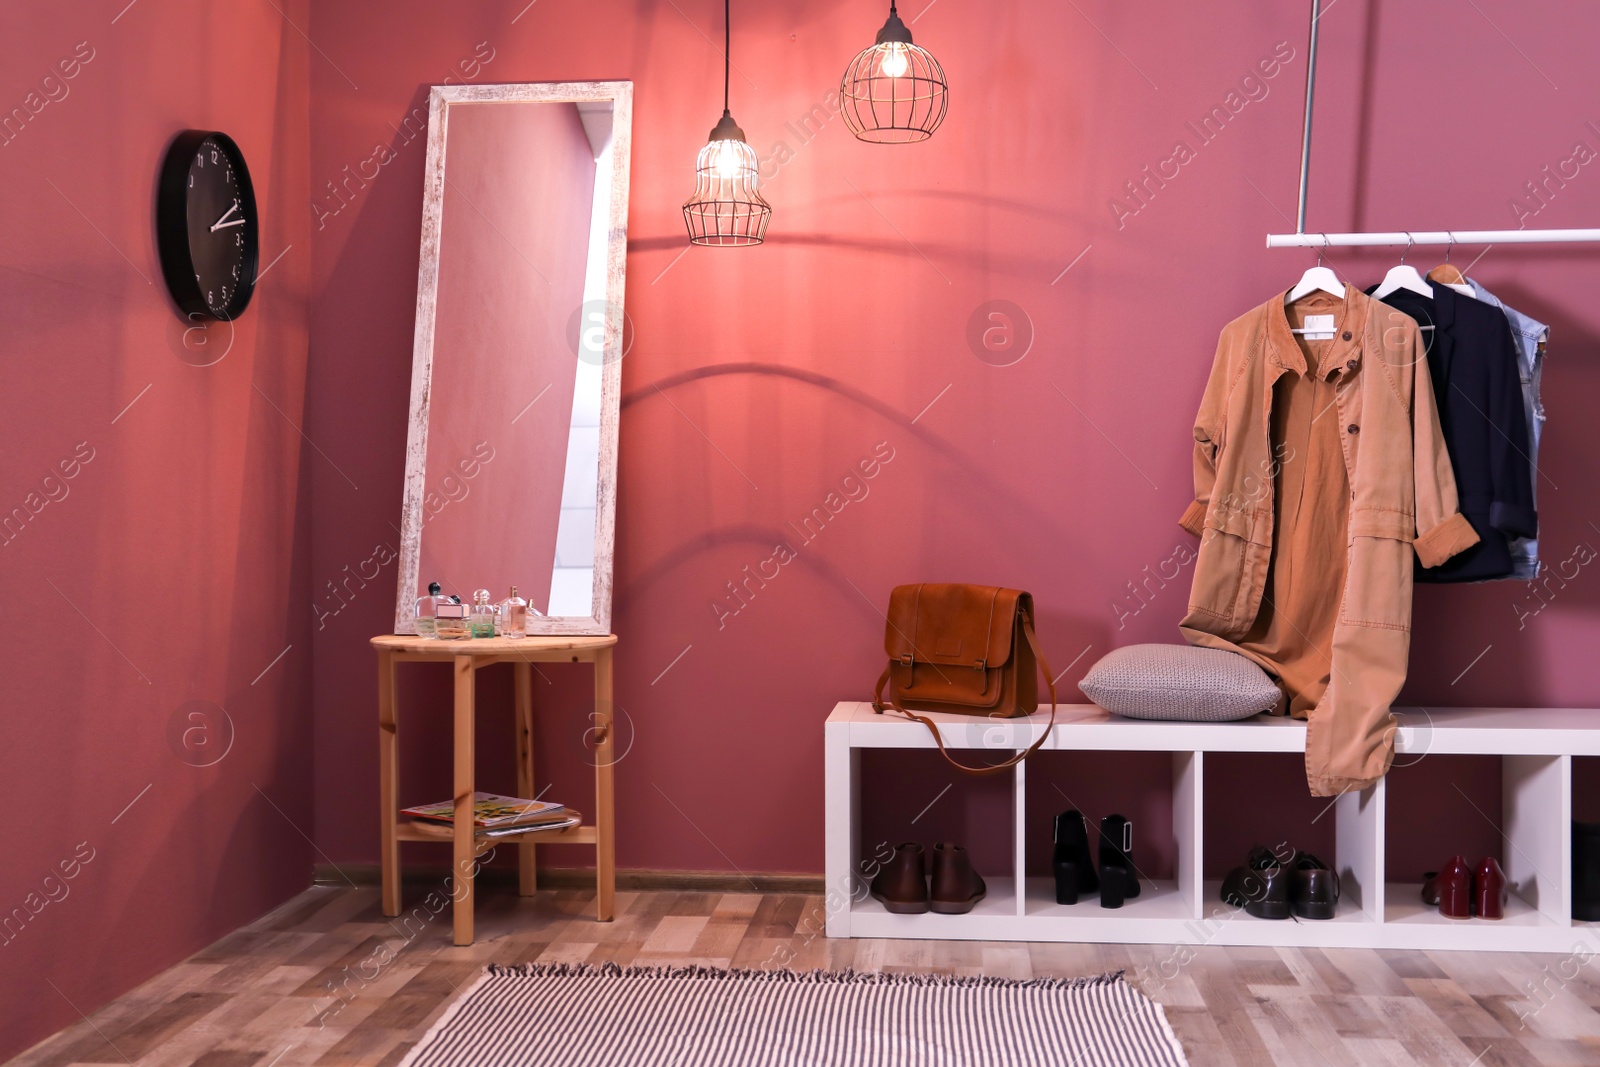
[1411,333,1481,568]
[1179,332,1233,537]
[1486,310,1539,539]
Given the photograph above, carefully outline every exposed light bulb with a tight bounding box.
[880,43,909,78]
[713,140,743,180]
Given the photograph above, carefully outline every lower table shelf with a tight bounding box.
[394,817,597,852]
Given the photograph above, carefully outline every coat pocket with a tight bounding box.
[1188,506,1271,639]
[1340,509,1415,632]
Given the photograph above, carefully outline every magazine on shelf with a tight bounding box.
[404,812,582,839]
[401,791,566,828]
[482,815,581,837]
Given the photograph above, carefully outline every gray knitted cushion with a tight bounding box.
[1078,644,1279,722]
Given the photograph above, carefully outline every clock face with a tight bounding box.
[157,131,259,321]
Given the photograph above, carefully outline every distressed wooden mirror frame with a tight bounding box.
[394,81,632,636]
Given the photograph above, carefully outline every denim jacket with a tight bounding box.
[1467,278,1548,580]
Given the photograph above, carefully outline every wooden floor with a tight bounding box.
[13,883,1600,1066]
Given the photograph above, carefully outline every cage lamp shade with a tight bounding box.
[683,110,771,246]
[840,3,948,143]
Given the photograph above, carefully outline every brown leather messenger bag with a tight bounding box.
[871,583,1057,775]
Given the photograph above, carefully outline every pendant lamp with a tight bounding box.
[840,2,948,143]
[683,0,771,246]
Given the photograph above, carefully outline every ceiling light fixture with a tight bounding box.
[840,2,948,144]
[683,0,771,246]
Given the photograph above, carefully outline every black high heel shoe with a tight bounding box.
[1051,811,1099,905]
[1098,814,1141,909]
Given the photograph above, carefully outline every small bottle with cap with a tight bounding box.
[469,589,498,638]
[498,587,528,638]
[414,581,447,638]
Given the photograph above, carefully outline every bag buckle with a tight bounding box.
[974,658,986,670]
[899,653,914,666]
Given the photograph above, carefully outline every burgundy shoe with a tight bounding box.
[930,842,986,915]
[1437,855,1473,919]
[869,843,930,914]
[1475,857,1508,920]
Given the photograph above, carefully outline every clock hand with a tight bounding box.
[210,218,248,231]
[209,203,243,232]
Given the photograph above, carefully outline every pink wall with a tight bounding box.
[307,1,1600,886]
[0,2,312,1061]
[421,101,594,614]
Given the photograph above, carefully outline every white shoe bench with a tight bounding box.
[823,702,1599,952]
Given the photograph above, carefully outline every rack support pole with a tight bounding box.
[1295,0,1322,234]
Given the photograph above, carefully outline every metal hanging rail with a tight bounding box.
[1268,0,1598,249]
[1269,228,1600,248]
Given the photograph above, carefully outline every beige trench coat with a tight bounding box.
[1179,286,1479,796]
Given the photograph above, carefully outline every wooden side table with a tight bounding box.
[371,633,618,945]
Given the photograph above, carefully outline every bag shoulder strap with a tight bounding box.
[871,613,1057,776]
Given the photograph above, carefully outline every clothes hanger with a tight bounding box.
[1287,237,1345,339]
[1286,234,1344,303]
[1426,233,1476,296]
[1372,234,1434,299]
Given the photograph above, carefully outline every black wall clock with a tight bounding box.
[157,130,259,321]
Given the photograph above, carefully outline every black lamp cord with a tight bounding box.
[723,0,731,115]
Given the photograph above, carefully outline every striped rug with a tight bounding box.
[398,963,1188,1066]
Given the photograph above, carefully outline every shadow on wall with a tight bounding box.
[628,229,1079,282]
[618,361,1121,672]
[621,361,1064,529]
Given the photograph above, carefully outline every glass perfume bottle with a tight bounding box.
[499,587,528,638]
[414,581,446,638]
[469,589,498,638]
[435,598,470,639]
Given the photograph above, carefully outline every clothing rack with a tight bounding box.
[1267,0,1600,249]
[1268,229,1600,248]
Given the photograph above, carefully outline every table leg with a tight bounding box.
[378,650,400,917]
[594,646,615,922]
[515,660,536,896]
[452,655,476,946]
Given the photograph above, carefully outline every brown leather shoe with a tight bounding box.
[930,842,986,914]
[870,843,930,914]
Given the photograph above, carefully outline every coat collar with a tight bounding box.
[1266,284,1370,380]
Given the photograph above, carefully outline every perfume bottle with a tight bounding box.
[499,586,528,638]
[414,581,446,638]
[469,589,498,638]
[435,598,470,639]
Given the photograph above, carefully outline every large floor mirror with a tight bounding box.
[394,81,632,636]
